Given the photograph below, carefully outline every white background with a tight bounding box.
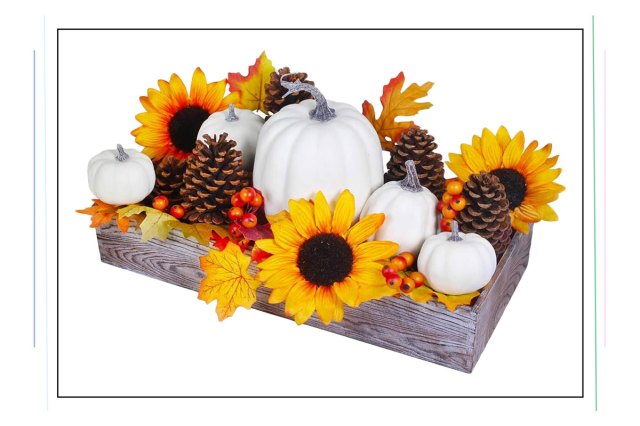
[1,1,637,425]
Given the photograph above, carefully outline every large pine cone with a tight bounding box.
[263,67,315,115]
[456,171,512,256]
[384,127,446,198]
[180,133,249,225]
[152,156,187,206]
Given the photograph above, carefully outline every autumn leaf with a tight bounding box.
[362,72,434,151]
[227,51,275,113]
[77,199,132,233]
[198,243,262,321]
[178,222,229,246]
[409,285,480,312]
[117,205,181,241]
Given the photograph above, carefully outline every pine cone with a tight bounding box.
[384,127,445,198]
[263,67,315,115]
[180,133,250,225]
[456,171,512,256]
[151,156,187,206]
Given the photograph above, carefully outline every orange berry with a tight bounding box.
[409,271,426,287]
[398,252,415,267]
[249,192,264,208]
[442,192,453,205]
[442,205,457,219]
[440,217,453,232]
[390,256,408,271]
[446,180,463,195]
[239,187,256,203]
[451,195,467,211]
[231,193,245,207]
[227,206,244,221]
[400,277,416,293]
[152,195,169,211]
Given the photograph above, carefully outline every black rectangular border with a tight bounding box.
[57,28,585,398]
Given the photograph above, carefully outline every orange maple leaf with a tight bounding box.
[227,51,275,114]
[76,199,132,233]
[198,243,262,321]
[409,284,480,312]
[362,72,434,151]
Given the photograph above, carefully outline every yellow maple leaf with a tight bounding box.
[178,222,229,246]
[117,205,181,241]
[227,51,275,113]
[362,72,434,151]
[77,199,132,233]
[198,243,262,321]
[409,285,480,312]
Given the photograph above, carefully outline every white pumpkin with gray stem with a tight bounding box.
[87,144,155,205]
[253,76,383,216]
[417,221,497,295]
[360,160,438,255]
[196,104,264,170]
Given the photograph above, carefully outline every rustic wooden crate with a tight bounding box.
[96,222,532,373]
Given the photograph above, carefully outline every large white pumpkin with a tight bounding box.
[417,221,497,295]
[197,104,264,170]
[88,144,155,205]
[360,160,438,254]
[253,80,383,217]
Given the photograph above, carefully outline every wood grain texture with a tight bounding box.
[96,222,533,373]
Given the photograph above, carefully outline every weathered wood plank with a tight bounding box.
[95,222,532,373]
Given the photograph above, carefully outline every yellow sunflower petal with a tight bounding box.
[189,67,208,107]
[537,203,559,221]
[496,126,512,150]
[346,213,385,246]
[350,261,386,286]
[510,212,530,234]
[515,204,542,222]
[471,135,482,151]
[461,143,487,173]
[268,286,293,304]
[516,140,539,173]
[202,79,228,113]
[284,282,317,324]
[289,198,317,239]
[314,191,332,233]
[315,286,338,325]
[169,73,189,108]
[522,143,552,173]
[331,190,356,235]
[257,252,298,277]
[503,131,525,168]
[139,95,158,113]
[333,299,345,322]
[262,268,302,290]
[528,168,562,188]
[481,128,503,170]
[333,278,359,306]
[446,158,473,182]
[255,238,286,255]
[147,87,174,114]
[353,241,399,262]
[271,219,304,250]
[532,155,559,173]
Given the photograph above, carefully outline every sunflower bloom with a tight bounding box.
[256,190,399,325]
[131,68,236,162]
[446,126,564,234]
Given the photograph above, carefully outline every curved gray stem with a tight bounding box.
[115,144,129,162]
[280,75,336,122]
[399,160,423,193]
[447,220,463,242]
[226,103,239,122]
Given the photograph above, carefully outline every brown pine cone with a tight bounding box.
[151,156,187,206]
[263,67,315,115]
[384,127,446,198]
[456,171,512,256]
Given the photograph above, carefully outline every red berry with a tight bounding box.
[382,265,397,278]
[231,193,245,208]
[228,206,244,221]
[436,200,444,212]
[241,213,258,228]
[152,195,169,211]
[229,222,243,239]
[440,217,453,232]
[169,204,185,219]
[386,274,403,288]
[239,187,256,203]
[446,180,463,195]
[398,252,415,267]
[400,277,416,294]
[249,192,264,208]
[442,205,457,219]
[390,256,408,272]
[451,195,467,211]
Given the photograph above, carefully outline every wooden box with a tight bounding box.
[95,222,532,373]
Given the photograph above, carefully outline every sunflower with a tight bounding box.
[255,190,399,325]
[446,126,564,234]
[131,68,236,162]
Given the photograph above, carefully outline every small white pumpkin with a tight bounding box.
[197,104,264,170]
[360,160,438,254]
[88,144,155,205]
[417,221,497,295]
[253,78,383,217]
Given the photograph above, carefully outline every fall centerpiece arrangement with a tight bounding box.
[78,51,564,332]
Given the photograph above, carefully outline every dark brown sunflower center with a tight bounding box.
[492,168,527,209]
[297,233,353,286]
[168,106,210,153]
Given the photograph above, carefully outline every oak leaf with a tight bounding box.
[227,51,275,113]
[77,199,132,233]
[198,243,262,321]
[362,72,434,151]
[409,285,480,312]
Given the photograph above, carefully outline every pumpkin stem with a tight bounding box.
[115,144,129,162]
[280,75,336,122]
[399,160,423,193]
[226,104,239,122]
[447,220,463,242]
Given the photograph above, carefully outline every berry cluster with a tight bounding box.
[152,195,185,219]
[381,252,427,294]
[437,180,467,231]
[227,186,264,238]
